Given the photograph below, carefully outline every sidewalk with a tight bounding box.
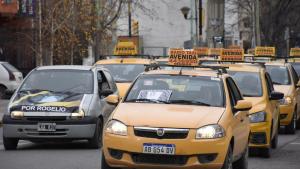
[0,99,9,126]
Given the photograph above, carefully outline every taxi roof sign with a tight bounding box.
[194,47,209,56]
[113,41,138,56]
[168,49,198,66]
[247,48,255,55]
[209,48,223,56]
[221,49,244,62]
[255,47,276,57]
[290,48,300,57]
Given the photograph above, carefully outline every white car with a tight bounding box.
[0,62,23,98]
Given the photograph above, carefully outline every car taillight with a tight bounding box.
[8,71,16,81]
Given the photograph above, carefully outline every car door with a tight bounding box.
[290,66,300,118]
[265,72,280,137]
[97,69,117,121]
[226,77,249,156]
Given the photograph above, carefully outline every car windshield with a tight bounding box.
[101,64,146,83]
[266,66,291,85]
[291,63,300,77]
[125,75,224,107]
[19,70,94,94]
[228,71,263,97]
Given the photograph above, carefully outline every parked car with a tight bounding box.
[0,62,23,98]
[2,65,119,150]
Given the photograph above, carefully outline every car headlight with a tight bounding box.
[196,124,225,139]
[280,96,292,105]
[249,112,266,123]
[71,109,85,119]
[105,120,127,136]
[10,111,24,119]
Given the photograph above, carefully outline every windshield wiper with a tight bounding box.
[126,98,170,104]
[169,100,211,106]
[19,89,54,93]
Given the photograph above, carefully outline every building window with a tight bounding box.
[2,0,13,4]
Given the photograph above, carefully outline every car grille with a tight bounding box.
[24,128,68,136]
[26,116,67,122]
[134,127,189,139]
[131,153,188,165]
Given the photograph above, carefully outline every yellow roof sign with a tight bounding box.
[221,49,244,61]
[247,48,255,55]
[290,48,300,57]
[168,49,198,66]
[113,41,138,55]
[209,48,223,56]
[194,47,209,56]
[255,47,276,57]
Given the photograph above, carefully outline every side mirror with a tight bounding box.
[270,91,284,100]
[100,89,114,97]
[234,100,252,111]
[106,94,119,105]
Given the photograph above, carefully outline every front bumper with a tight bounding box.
[249,122,270,148]
[279,104,294,126]
[2,115,97,139]
[103,127,229,169]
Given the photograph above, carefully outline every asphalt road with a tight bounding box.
[0,99,300,169]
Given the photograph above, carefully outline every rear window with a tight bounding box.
[2,63,19,72]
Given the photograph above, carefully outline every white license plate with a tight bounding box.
[143,143,175,155]
[37,123,56,132]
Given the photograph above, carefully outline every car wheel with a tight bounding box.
[0,86,6,99]
[296,112,300,129]
[222,146,233,169]
[285,112,296,134]
[233,147,248,169]
[88,118,103,149]
[3,136,19,150]
[260,146,271,158]
[101,152,118,169]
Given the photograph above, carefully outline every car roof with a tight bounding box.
[265,61,289,66]
[205,63,262,73]
[143,69,228,78]
[36,65,93,71]
[95,58,152,65]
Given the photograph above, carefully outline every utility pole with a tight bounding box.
[37,0,43,66]
[255,0,261,46]
[199,0,202,37]
[194,0,199,46]
[128,0,132,37]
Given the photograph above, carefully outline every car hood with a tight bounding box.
[112,103,225,129]
[244,97,266,114]
[116,83,131,98]
[274,85,292,96]
[9,91,86,113]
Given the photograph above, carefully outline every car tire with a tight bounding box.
[101,152,118,169]
[260,147,271,158]
[222,146,233,169]
[0,86,6,99]
[3,137,19,150]
[88,118,103,149]
[296,112,300,129]
[233,147,248,169]
[285,112,296,134]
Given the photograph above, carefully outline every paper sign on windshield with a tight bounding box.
[137,90,172,102]
[290,48,300,57]
[221,49,244,61]
[194,47,209,56]
[209,48,223,56]
[255,47,276,57]
[168,49,198,66]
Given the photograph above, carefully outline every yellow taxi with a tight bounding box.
[95,57,154,98]
[102,60,252,169]
[265,61,300,134]
[223,64,283,157]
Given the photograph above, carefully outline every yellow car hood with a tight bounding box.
[244,97,266,114]
[116,83,132,98]
[113,103,225,129]
[274,85,292,96]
